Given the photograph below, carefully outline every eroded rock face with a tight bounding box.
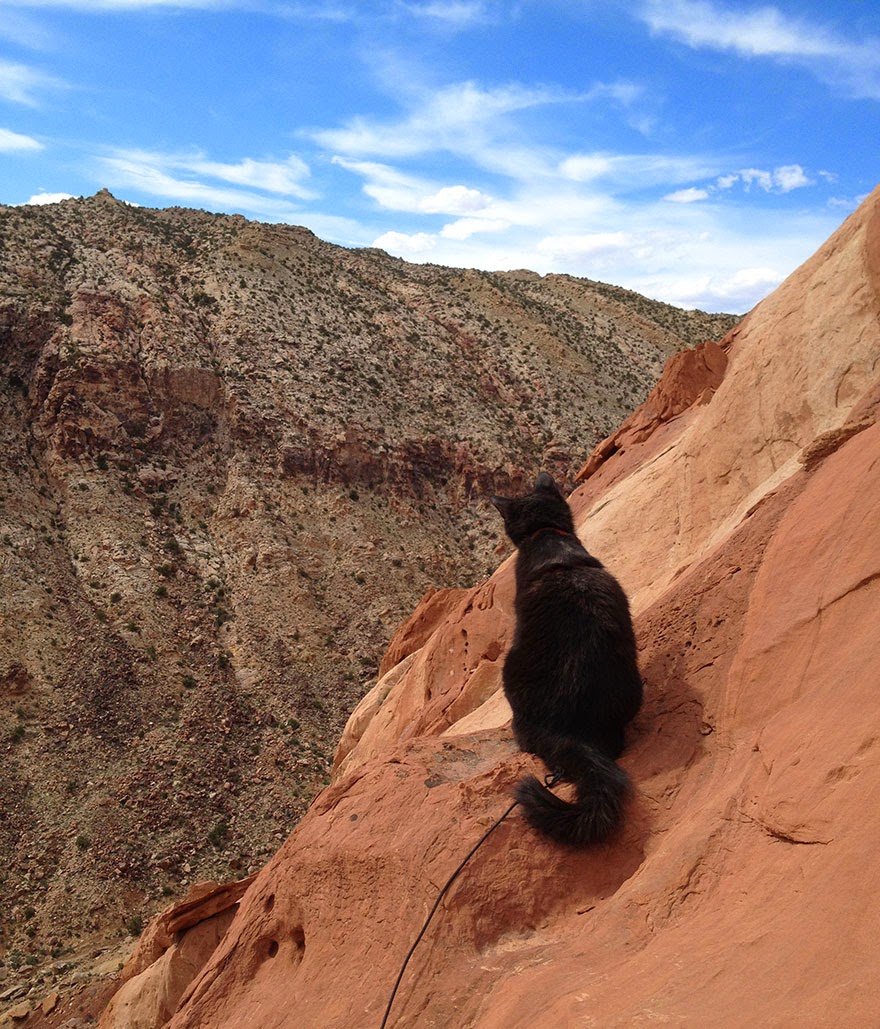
[575,337,729,480]
[106,188,880,1027]
[98,879,253,1029]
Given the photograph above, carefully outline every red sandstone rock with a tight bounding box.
[98,878,254,1029]
[575,337,729,481]
[377,586,469,679]
[102,186,880,1028]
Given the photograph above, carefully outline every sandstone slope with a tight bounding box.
[96,184,880,1028]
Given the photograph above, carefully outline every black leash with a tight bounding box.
[379,772,562,1029]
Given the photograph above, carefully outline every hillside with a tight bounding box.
[81,185,880,1028]
[0,190,737,1015]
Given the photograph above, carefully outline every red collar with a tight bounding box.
[529,526,573,541]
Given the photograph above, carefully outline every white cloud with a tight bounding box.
[26,191,75,204]
[331,158,435,212]
[773,164,811,192]
[558,154,615,183]
[639,0,880,99]
[314,80,578,169]
[536,232,633,262]
[559,152,721,190]
[739,168,774,192]
[641,0,836,57]
[440,216,510,240]
[665,187,709,203]
[657,266,783,311]
[403,2,490,28]
[0,58,65,106]
[372,230,437,255]
[736,165,812,193]
[419,184,492,214]
[185,155,313,198]
[331,157,417,209]
[0,126,43,152]
[97,148,312,218]
[331,157,497,217]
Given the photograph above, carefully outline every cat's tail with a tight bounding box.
[515,733,631,846]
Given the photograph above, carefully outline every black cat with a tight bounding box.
[490,472,642,845]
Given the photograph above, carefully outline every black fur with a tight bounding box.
[490,471,642,845]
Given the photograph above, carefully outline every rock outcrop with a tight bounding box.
[76,186,880,1024]
[99,878,254,1029]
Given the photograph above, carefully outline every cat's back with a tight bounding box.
[520,576,630,665]
[516,549,629,624]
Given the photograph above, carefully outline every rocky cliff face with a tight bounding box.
[90,185,880,1028]
[0,192,737,1017]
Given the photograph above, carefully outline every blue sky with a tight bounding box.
[1,0,878,312]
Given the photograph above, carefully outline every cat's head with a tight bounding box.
[490,471,575,546]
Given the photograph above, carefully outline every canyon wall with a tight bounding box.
[16,185,880,1026]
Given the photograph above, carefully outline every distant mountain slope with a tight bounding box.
[0,191,736,1007]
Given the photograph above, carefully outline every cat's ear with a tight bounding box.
[489,495,511,517]
[535,471,560,493]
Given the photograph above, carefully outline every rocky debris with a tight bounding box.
[95,188,880,1026]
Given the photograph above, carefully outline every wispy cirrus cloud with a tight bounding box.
[639,0,880,99]
[182,154,314,198]
[96,148,315,217]
[331,158,494,215]
[0,10,60,49]
[560,151,723,189]
[0,58,66,106]
[642,0,839,57]
[402,1,493,29]
[314,75,662,188]
[0,127,44,151]
[314,80,577,166]
[3,0,247,8]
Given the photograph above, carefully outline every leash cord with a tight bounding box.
[379,772,561,1028]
